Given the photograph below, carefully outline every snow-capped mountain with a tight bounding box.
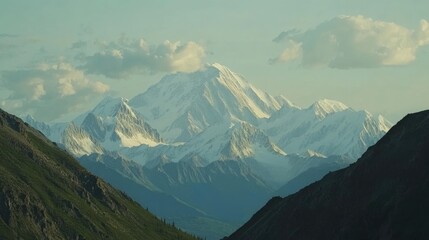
[121,121,286,167]
[25,63,391,167]
[129,63,285,142]
[62,122,104,157]
[24,115,104,157]
[23,63,394,239]
[311,99,349,119]
[262,99,392,159]
[25,63,390,172]
[24,115,67,144]
[79,96,162,150]
[26,96,162,157]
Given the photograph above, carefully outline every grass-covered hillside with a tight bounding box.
[0,108,197,240]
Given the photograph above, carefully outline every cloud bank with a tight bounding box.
[82,38,205,78]
[1,62,109,121]
[271,15,429,69]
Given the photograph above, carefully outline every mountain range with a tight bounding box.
[226,110,429,240]
[24,63,392,239]
[26,64,391,161]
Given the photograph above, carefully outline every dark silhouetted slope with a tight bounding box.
[0,108,196,240]
[227,110,429,240]
[274,161,346,197]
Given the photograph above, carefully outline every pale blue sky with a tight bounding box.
[1,0,428,122]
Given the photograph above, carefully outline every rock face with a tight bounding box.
[226,110,429,240]
[0,108,196,240]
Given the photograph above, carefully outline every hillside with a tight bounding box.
[0,108,196,240]
[227,110,429,240]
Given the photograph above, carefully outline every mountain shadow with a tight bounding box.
[226,110,429,240]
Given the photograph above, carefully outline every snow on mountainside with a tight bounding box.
[79,96,162,150]
[275,95,300,109]
[311,99,349,119]
[24,115,67,144]
[122,121,286,167]
[25,63,391,165]
[62,122,104,157]
[263,99,392,159]
[26,97,163,157]
[221,122,286,161]
[129,63,287,142]
[178,122,284,163]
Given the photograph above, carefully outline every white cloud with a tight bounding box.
[269,41,302,64]
[1,62,109,121]
[82,38,206,78]
[272,15,429,69]
[31,80,46,100]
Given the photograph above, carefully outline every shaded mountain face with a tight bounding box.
[226,110,429,240]
[78,153,272,240]
[274,160,347,197]
[0,109,196,240]
[78,153,207,219]
[146,159,272,223]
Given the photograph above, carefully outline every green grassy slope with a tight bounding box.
[0,108,198,240]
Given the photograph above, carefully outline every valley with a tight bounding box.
[24,64,391,239]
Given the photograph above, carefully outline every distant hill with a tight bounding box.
[226,110,429,240]
[0,108,196,240]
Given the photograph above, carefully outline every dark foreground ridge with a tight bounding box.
[0,108,196,240]
[226,110,429,240]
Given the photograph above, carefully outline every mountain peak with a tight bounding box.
[98,95,129,105]
[377,114,392,132]
[207,63,250,90]
[210,62,232,72]
[130,63,284,141]
[275,95,299,109]
[74,95,162,150]
[209,62,243,80]
[92,96,132,117]
[310,99,349,118]
[302,149,327,158]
